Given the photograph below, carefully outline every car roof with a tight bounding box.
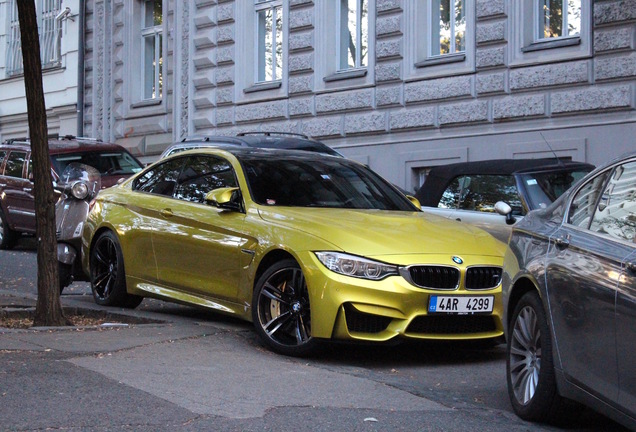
[167,145,346,164]
[415,158,596,206]
[163,132,343,158]
[1,135,130,155]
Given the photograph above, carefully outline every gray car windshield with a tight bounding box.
[520,169,591,210]
[241,157,415,211]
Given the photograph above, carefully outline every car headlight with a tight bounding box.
[314,252,398,281]
[71,181,89,200]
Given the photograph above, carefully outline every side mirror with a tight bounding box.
[495,201,516,225]
[205,187,242,212]
[406,195,421,210]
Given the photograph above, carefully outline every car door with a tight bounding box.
[618,249,636,418]
[2,150,35,232]
[546,162,635,405]
[151,155,251,302]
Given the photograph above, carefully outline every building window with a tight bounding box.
[431,0,465,56]
[536,0,581,41]
[511,0,589,61]
[338,0,368,70]
[141,0,163,100]
[255,0,283,83]
[5,0,62,77]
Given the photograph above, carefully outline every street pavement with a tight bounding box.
[0,239,627,431]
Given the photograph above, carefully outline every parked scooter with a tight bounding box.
[55,163,101,292]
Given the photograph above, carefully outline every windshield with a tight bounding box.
[520,168,592,210]
[52,151,144,176]
[241,156,415,211]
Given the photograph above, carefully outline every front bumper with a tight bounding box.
[302,252,504,342]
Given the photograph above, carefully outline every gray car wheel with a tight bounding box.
[507,290,567,423]
[252,259,318,356]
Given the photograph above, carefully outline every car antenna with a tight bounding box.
[539,132,565,167]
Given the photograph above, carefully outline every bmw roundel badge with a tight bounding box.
[451,256,463,265]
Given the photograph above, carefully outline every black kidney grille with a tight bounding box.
[465,267,502,289]
[408,266,459,289]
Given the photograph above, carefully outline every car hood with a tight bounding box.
[257,207,505,260]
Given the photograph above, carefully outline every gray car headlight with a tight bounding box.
[71,181,89,200]
[314,252,398,281]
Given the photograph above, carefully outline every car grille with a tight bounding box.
[406,266,459,289]
[406,315,497,335]
[344,304,392,334]
[465,267,502,290]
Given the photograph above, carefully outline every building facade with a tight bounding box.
[0,0,82,140]
[72,1,636,191]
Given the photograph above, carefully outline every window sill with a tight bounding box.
[521,36,581,53]
[415,53,466,68]
[323,68,368,82]
[131,98,163,109]
[244,81,282,94]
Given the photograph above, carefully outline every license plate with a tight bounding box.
[428,295,494,314]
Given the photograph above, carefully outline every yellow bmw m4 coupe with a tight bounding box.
[81,148,505,356]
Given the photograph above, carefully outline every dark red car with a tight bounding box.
[0,135,143,249]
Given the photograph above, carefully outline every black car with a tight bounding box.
[160,132,343,159]
[502,151,636,429]
[415,158,594,240]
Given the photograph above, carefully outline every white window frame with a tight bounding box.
[336,0,369,71]
[405,0,475,79]
[509,0,591,66]
[141,0,163,101]
[254,0,283,84]
[5,0,62,77]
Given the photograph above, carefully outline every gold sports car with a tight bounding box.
[81,148,505,356]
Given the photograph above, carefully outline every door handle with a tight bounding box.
[455,218,462,222]
[0,183,6,188]
[160,209,174,218]
[627,262,636,274]
[23,187,32,193]
[554,236,570,248]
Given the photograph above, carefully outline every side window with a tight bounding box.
[5,151,27,178]
[133,158,184,196]
[174,156,238,204]
[0,151,7,174]
[589,161,636,242]
[454,175,522,214]
[439,176,463,209]
[568,171,611,228]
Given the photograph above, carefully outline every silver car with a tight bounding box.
[501,151,636,429]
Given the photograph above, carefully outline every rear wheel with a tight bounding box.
[0,208,17,250]
[58,263,73,293]
[507,291,567,423]
[90,231,142,308]
[252,259,317,356]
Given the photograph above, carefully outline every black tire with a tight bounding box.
[0,207,17,250]
[506,291,567,423]
[59,263,73,293]
[252,259,317,356]
[90,231,142,308]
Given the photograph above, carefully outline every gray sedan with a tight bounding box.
[501,151,636,429]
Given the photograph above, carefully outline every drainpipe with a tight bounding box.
[76,0,85,137]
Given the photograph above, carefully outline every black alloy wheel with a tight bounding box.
[507,291,567,423]
[90,231,142,308]
[0,208,17,250]
[252,259,317,356]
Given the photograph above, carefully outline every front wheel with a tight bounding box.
[252,259,317,356]
[90,231,142,308]
[59,263,73,293]
[507,291,567,423]
[0,207,17,250]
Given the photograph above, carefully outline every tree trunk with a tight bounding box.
[17,0,67,326]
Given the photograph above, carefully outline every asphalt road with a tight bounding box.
[0,236,627,431]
